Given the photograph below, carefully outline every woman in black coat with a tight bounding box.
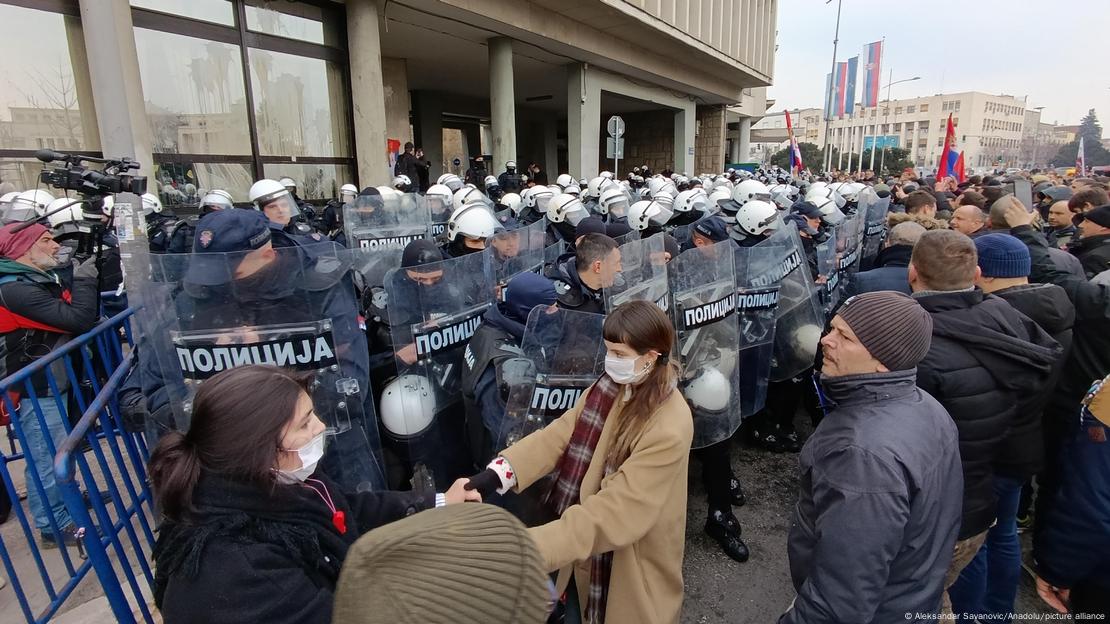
[149,365,478,624]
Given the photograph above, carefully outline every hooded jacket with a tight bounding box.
[1068,232,1110,279]
[914,289,1062,539]
[553,257,605,315]
[783,370,963,624]
[991,283,1075,478]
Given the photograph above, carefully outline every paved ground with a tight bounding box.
[679,423,1052,623]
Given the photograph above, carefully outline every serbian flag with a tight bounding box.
[834,62,848,117]
[1077,136,1086,174]
[786,110,803,173]
[862,41,883,108]
[937,113,965,182]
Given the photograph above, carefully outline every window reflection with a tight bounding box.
[249,48,350,158]
[245,2,339,47]
[263,163,352,202]
[154,162,254,211]
[0,159,48,191]
[0,5,99,152]
[134,28,252,155]
[130,0,235,26]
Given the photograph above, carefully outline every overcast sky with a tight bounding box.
[768,0,1110,136]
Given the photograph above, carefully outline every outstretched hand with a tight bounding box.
[1001,196,1034,228]
[445,478,483,504]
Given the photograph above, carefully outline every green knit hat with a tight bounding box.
[332,504,551,624]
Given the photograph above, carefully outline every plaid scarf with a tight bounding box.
[543,374,621,624]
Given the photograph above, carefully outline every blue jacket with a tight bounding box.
[850,244,912,296]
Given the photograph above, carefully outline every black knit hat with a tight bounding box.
[837,291,933,371]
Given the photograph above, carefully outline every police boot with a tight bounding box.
[705,508,749,563]
[729,475,746,507]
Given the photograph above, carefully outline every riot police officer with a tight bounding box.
[167,189,234,254]
[461,272,557,467]
[278,176,316,228]
[249,179,322,248]
[497,160,524,193]
[442,202,502,258]
[144,193,180,254]
[323,183,358,240]
[552,232,620,314]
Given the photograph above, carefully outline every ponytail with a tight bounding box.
[148,432,201,522]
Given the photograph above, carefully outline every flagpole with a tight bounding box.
[823,0,843,174]
[871,37,886,173]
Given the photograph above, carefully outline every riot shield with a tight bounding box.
[732,243,782,417]
[613,228,640,246]
[815,236,841,314]
[756,225,824,382]
[671,242,742,448]
[426,190,453,240]
[835,209,865,295]
[383,250,496,491]
[145,243,387,491]
[344,192,429,252]
[859,187,891,269]
[604,234,670,313]
[488,217,548,287]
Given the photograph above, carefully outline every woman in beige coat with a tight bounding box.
[466,301,693,624]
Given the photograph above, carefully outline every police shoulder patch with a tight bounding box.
[199,230,214,248]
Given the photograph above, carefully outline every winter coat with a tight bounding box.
[1047,246,1086,279]
[501,384,693,624]
[553,257,605,315]
[1010,225,1110,422]
[154,470,432,624]
[1068,232,1110,279]
[1047,224,1077,250]
[887,212,949,231]
[914,289,1062,538]
[1034,407,1110,590]
[783,370,962,624]
[850,244,912,296]
[991,283,1075,478]
[0,258,98,394]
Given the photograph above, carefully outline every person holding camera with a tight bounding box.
[0,221,98,547]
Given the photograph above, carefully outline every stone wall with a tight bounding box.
[695,104,726,174]
[604,109,675,175]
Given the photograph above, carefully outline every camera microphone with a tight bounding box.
[34,149,69,164]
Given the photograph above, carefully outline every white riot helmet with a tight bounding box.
[627,200,665,231]
[600,170,614,180]
[437,173,464,192]
[379,375,437,437]
[598,186,631,218]
[46,197,95,236]
[840,182,865,203]
[425,183,453,210]
[447,203,501,242]
[483,175,499,190]
[498,192,523,217]
[555,173,575,189]
[683,367,732,412]
[768,184,795,210]
[673,189,708,214]
[248,178,299,221]
[521,186,554,212]
[0,191,18,208]
[732,179,772,206]
[791,324,823,367]
[810,194,845,226]
[707,186,732,211]
[563,184,581,197]
[647,176,676,198]
[200,189,234,212]
[578,178,588,187]
[653,189,675,211]
[11,189,55,218]
[141,192,163,216]
[453,185,485,210]
[392,175,412,190]
[278,177,297,192]
[732,199,779,239]
[546,193,588,226]
[340,183,358,203]
[585,176,615,201]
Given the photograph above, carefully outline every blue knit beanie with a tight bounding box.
[974,233,1030,278]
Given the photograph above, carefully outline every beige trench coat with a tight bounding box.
[501,386,693,624]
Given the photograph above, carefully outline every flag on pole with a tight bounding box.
[862,40,883,108]
[786,110,804,174]
[937,114,965,182]
[1077,136,1086,175]
[824,72,834,118]
[834,62,848,117]
[845,56,858,116]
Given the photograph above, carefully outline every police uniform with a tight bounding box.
[551,256,605,315]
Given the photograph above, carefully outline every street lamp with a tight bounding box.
[877,74,921,175]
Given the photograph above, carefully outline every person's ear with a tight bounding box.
[973,266,982,283]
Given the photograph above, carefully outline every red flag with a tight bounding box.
[786,110,803,173]
[937,114,964,181]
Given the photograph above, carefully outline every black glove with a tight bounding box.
[463,468,501,498]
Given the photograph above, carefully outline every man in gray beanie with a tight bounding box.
[781,291,964,624]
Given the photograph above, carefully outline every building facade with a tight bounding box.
[0,0,777,209]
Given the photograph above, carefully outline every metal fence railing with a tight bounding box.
[0,307,154,623]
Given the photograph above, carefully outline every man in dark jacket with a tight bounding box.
[393,142,421,186]
[782,291,962,624]
[1068,204,1110,279]
[909,229,1062,616]
[497,160,525,194]
[1045,200,1078,249]
[0,222,98,547]
[464,155,488,188]
[1033,373,1110,617]
[552,233,620,315]
[851,221,925,296]
[947,233,1075,620]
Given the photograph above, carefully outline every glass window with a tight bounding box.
[262,163,353,201]
[0,158,49,190]
[906,105,915,113]
[130,0,235,26]
[134,28,252,155]
[920,104,929,112]
[894,107,903,115]
[249,48,351,158]
[244,1,340,47]
[0,4,99,152]
[153,162,254,209]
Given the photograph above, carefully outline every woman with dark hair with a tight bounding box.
[465,300,693,624]
[149,365,478,624]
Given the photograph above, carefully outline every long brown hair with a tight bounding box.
[602,300,679,463]
[147,365,312,522]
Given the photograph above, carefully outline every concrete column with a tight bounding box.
[412,91,443,182]
[737,117,752,164]
[673,107,696,175]
[543,118,559,180]
[567,63,600,178]
[488,37,517,174]
[347,0,389,186]
[77,0,151,175]
[728,126,742,164]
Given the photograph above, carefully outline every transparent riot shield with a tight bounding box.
[859,187,891,269]
[815,235,841,314]
[613,228,640,246]
[383,250,496,491]
[426,190,453,240]
[344,192,429,252]
[671,242,742,448]
[145,243,386,491]
[733,243,783,417]
[488,217,548,288]
[604,234,670,313]
[755,225,825,382]
[835,210,865,295]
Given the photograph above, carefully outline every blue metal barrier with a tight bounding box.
[0,308,153,623]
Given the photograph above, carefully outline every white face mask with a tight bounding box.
[275,431,326,484]
[604,352,652,385]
